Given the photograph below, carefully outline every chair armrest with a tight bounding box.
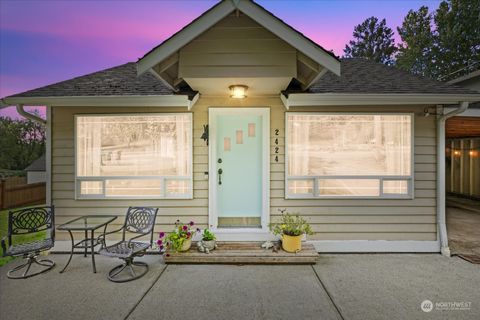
[127,232,150,248]
[1,236,7,257]
[97,227,124,249]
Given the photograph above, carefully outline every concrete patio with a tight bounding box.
[1,253,479,320]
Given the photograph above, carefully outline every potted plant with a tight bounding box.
[197,229,217,253]
[157,220,198,253]
[269,211,313,253]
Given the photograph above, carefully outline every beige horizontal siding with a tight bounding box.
[178,13,296,79]
[51,98,437,242]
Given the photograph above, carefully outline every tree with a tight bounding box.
[0,117,45,171]
[434,0,480,80]
[343,17,397,65]
[396,7,436,78]
[396,0,480,80]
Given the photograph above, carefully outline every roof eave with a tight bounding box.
[281,93,480,109]
[136,0,236,76]
[0,94,197,108]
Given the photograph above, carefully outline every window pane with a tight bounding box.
[287,180,313,195]
[383,180,409,194]
[287,114,411,176]
[166,180,190,195]
[76,114,191,177]
[105,179,162,197]
[318,179,380,196]
[80,181,103,195]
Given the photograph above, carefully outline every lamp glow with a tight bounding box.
[229,85,248,99]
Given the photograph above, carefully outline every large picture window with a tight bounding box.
[75,114,192,199]
[286,113,413,198]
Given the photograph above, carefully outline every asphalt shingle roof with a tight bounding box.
[25,154,45,171]
[5,59,478,99]
[307,58,478,95]
[8,62,174,98]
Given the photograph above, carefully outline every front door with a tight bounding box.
[209,108,269,231]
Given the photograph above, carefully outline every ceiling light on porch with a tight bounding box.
[229,85,248,99]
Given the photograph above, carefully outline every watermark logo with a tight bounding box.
[421,300,471,312]
[421,300,434,313]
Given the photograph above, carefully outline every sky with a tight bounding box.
[0,0,442,119]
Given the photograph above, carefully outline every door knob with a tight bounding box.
[218,168,223,185]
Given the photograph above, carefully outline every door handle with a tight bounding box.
[218,168,223,185]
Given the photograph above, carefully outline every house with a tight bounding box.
[25,154,46,184]
[1,0,479,255]
[445,70,480,199]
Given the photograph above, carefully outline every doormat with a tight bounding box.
[456,254,480,264]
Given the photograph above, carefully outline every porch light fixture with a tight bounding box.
[229,85,248,99]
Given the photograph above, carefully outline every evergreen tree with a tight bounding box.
[343,17,397,65]
[396,7,436,78]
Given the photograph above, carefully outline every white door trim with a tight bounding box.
[208,107,270,237]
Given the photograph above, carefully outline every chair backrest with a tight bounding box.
[8,206,55,245]
[123,207,158,243]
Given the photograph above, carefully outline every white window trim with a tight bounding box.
[74,113,193,200]
[285,112,415,200]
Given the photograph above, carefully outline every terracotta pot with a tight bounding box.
[282,234,302,253]
[178,238,192,252]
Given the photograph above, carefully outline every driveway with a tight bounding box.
[447,205,480,256]
[0,254,479,320]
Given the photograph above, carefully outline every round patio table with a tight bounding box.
[57,215,117,273]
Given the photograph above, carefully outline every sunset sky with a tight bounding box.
[0,0,441,119]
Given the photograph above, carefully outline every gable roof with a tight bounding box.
[7,63,174,98]
[305,59,479,95]
[136,0,341,85]
[1,62,200,108]
[3,59,479,106]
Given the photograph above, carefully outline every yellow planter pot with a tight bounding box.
[282,234,302,253]
[178,238,192,252]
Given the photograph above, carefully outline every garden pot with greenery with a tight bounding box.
[269,211,313,253]
[197,229,216,253]
[157,220,198,254]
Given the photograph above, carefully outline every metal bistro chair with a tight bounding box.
[98,206,158,282]
[1,206,55,279]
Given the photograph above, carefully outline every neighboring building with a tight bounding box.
[446,70,480,199]
[25,154,46,184]
[1,0,480,254]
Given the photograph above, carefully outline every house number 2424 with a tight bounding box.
[274,129,279,162]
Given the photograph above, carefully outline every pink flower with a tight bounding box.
[159,245,164,250]
[187,232,191,237]
[182,225,188,231]
[159,232,165,238]
[166,253,170,257]
[189,221,194,226]
[157,239,163,245]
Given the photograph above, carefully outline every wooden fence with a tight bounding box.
[0,179,46,210]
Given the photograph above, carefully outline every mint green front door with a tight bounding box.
[214,112,264,228]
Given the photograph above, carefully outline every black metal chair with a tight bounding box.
[97,206,158,282]
[1,206,55,279]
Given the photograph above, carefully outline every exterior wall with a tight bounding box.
[27,171,46,184]
[178,14,296,79]
[51,98,437,242]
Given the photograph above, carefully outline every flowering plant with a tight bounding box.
[269,210,313,237]
[157,220,199,254]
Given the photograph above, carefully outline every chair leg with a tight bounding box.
[7,255,55,279]
[107,258,149,283]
